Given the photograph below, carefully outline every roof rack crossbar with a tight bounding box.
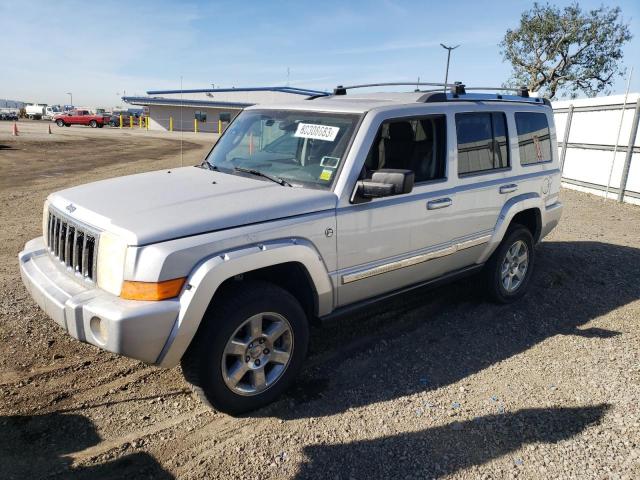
[465,86,530,97]
[333,82,457,95]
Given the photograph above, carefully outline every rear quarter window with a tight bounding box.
[515,112,552,165]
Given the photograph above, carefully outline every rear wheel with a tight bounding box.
[181,281,309,415]
[484,224,535,303]
[89,120,97,128]
[56,119,65,127]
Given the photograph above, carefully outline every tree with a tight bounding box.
[500,3,632,99]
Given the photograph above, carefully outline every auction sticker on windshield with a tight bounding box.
[294,123,340,142]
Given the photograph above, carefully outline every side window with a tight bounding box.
[219,112,231,122]
[195,111,207,122]
[364,115,446,183]
[515,112,552,165]
[456,112,509,175]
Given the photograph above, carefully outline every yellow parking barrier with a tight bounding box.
[194,118,198,133]
[218,119,222,133]
[119,114,123,128]
[129,116,133,128]
[169,117,173,132]
[139,116,143,129]
[146,116,149,130]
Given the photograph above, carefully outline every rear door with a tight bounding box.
[450,110,514,255]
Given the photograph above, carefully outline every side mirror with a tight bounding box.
[355,169,414,199]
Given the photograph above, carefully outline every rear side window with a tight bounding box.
[515,112,552,165]
[456,112,509,175]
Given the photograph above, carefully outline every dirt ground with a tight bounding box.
[0,120,639,479]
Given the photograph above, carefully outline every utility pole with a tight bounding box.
[66,92,73,107]
[440,44,459,92]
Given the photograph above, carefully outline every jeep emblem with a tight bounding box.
[66,203,76,213]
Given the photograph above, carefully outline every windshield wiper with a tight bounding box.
[199,160,218,171]
[234,166,292,187]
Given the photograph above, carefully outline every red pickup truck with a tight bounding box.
[53,110,110,128]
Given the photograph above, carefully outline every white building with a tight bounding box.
[123,87,327,134]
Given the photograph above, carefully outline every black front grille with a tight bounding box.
[46,209,98,281]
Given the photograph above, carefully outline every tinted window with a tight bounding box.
[364,115,447,183]
[456,112,509,175]
[195,111,207,122]
[515,112,552,165]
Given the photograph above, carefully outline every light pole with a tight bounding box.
[66,92,73,108]
[440,44,459,92]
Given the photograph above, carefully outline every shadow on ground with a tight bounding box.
[295,405,609,479]
[0,412,173,479]
[257,241,636,420]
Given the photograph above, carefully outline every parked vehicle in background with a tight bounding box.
[19,82,563,415]
[108,111,140,127]
[0,109,19,120]
[53,109,110,128]
[24,104,62,120]
[109,110,145,127]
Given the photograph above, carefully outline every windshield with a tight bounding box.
[205,109,361,188]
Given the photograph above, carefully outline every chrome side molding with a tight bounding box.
[341,234,491,284]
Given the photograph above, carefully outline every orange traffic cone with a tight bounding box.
[48,124,52,134]
[12,122,19,136]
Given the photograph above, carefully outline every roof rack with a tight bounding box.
[326,81,549,106]
[332,82,456,95]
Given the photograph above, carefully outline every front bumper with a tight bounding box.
[18,237,179,364]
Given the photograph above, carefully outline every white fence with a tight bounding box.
[553,93,640,205]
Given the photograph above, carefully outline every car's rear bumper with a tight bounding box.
[19,237,179,364]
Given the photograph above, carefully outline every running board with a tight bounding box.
[319,264,484,324]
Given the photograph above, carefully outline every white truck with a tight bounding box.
[25,104,62,120]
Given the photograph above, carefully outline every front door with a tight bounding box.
[336,114,469,307]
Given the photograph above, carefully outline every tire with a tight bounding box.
[484,224,535,303]
[181,281,309,415]
[89,120,97,128]
[56,120,65,127]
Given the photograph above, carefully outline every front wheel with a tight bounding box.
[181,281,309,415]
[56,119,65,127]
[89,120,97,128]
[484,224,535,303]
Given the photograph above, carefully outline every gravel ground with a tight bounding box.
[0,121,639,479]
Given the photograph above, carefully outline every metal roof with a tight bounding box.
[122,96,252,109]
[145,86,329,97]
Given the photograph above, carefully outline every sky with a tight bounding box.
[1,0,639,107]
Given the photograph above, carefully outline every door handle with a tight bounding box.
[499,184,518,194]
[427,198,452,210]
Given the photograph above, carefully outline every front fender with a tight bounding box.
[156,238,332,367]
[477,193,542,264]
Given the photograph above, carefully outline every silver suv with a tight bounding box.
[19,83,563,414]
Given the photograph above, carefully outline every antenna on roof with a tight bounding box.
[440,44,460,94]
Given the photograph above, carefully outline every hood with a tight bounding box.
[49,167,338,245]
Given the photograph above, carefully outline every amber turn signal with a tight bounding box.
[120,278,186,301]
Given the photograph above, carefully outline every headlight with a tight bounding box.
[97,231,127,296]
[42,200,50,244]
